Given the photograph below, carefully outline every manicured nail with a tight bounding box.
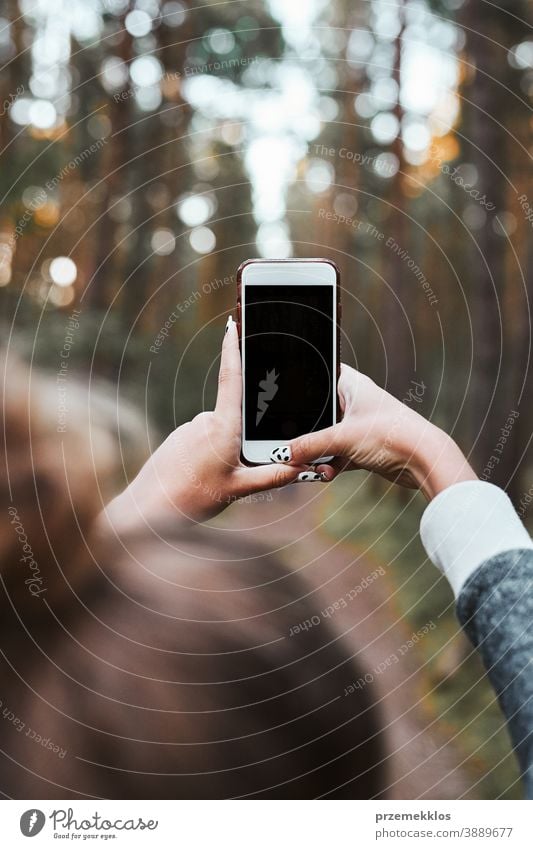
[225,315,233,334]
[297,472,324,482]
[270,446,291,463]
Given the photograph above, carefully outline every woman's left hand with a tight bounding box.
[103,317,310,530]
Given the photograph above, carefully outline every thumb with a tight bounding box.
[271,425,346,466]
[214,315,241,422]
[235,461,309,495]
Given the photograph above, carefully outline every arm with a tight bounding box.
[458,549,533,798]
[421,483,533,798]
[273,365,533,796]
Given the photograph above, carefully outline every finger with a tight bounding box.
[214,316,241,422]
[338,362,365,411]
[235,462,315,494]
[313,456,352,481]
[269,425,346,467]
[313,462,339,481]
[337,363,352,414]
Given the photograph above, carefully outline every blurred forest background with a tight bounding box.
[1,0,533,798]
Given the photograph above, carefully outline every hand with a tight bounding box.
[103,317,310,530]
[270,364,477,501]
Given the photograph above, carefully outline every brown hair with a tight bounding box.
[0,354,386,799]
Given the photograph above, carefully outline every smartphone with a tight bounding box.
[237,258,341,465]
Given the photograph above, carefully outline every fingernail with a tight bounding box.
[270,446,291,463]
[225,315,233,334]
[297,472,324,482]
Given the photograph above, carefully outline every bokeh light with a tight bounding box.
[189,226,216,254]
[151,228,176,255]
[49,256,77,287]
[177,194,214,227]
[125,9,152,38]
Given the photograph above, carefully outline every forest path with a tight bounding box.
[216,483,475,800]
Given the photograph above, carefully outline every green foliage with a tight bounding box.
[325,476,522,798]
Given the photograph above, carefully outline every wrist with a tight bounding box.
[99,477,195,536]
[408,425,478,501]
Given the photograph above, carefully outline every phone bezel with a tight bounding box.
[237,258,340,466]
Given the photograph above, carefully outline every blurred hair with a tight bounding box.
[0,352,386,799]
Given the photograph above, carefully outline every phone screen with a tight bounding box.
[244,284,334,441]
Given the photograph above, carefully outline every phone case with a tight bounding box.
[236,258,342,465]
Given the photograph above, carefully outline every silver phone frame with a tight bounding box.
[241,259,338,465]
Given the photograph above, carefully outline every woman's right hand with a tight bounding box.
[271,364,477,501]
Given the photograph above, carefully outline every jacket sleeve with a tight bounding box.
[419,481,533,798]
[456,549,533,799]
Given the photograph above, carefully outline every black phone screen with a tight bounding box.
[243,284,334,441]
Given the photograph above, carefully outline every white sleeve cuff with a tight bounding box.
[420,480,533,598]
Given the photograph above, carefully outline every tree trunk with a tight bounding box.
[459,0,526,489]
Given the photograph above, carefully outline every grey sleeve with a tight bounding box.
[456,549,533,799]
